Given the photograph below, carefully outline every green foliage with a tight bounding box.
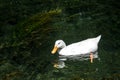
[14,9,61,43]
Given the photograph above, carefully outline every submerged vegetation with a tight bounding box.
[0,0,120,80]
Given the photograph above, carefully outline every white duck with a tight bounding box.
[51,35,101,63]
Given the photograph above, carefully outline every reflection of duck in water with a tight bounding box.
[51,35,101,68]
[53,61,66,68]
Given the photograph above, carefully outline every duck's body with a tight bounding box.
[59,35,101,56]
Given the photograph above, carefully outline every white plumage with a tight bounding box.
[52,35,101,56]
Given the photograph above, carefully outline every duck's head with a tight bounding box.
[51,40,66,54]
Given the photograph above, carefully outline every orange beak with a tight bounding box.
[51,45,58,54]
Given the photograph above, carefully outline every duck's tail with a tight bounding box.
[95,35,101,43]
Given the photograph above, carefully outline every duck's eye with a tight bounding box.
[58,42,61,45]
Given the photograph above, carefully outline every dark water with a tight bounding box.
[0,0,120,80]
[49,48,120,80]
